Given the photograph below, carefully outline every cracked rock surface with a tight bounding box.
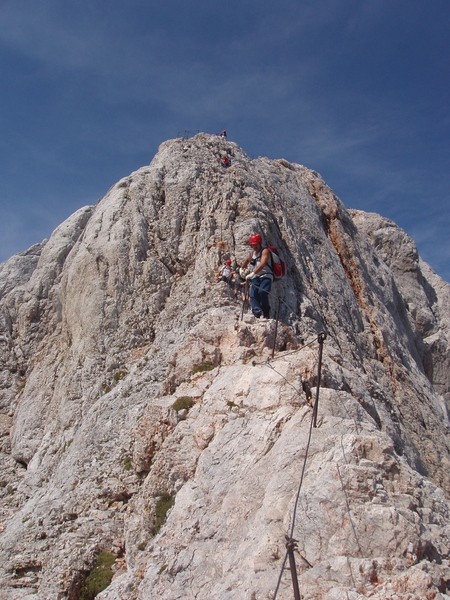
[0,134,449,599]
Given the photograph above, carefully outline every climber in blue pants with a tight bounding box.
[241,232,273,319]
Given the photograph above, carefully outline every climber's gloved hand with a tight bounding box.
[246,272,255,280]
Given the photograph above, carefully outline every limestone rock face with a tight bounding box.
[0,133,449,600]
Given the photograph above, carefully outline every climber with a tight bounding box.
[218,130,227,138]
[240,233,272,319]
[216,258,234,283]
[220,155,231,168]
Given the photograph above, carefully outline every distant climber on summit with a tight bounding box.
[240,233,272,319]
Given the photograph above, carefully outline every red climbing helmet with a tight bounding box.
[248,232,262,246]
[225,259,232,266]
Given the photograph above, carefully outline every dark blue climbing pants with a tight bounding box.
[250,276,272,318]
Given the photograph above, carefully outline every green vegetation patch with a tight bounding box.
[113,369,127,383]
[122,455,133,471]
[79,550,116,600]
[154,493,175,534]
[192,361,215,374]
[171,396,195,412]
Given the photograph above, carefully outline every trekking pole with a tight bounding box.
[312,331,327,428]
[241,281,249,321]
[271,299,281,359]
[285,536,302,600]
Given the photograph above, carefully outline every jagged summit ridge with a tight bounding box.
[0,133,449,599]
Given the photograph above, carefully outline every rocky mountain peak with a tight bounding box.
[0,133,449,599]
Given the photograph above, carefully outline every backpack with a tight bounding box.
[267,246,286,280]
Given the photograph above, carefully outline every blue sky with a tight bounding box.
[1,0,449,281]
